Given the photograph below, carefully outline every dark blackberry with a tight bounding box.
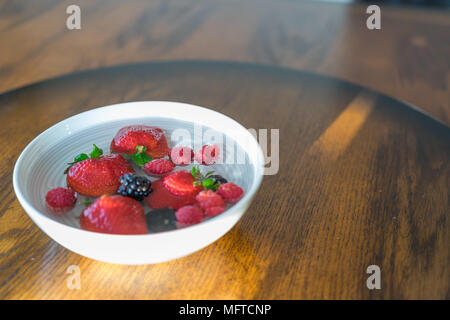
[118,173,152,201]
[146,208,177,233]
[209,174,228,185]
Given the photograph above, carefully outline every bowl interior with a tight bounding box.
[14,102,260,232]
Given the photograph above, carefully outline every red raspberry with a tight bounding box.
[195,190,226,217]
[45,187,77,213]
[195,144,220,165]
[163,170,203,197]
[217,183,244,204]
[176,205,204,225]
[169,146,194,166]
[143,159,175,177]
[204,206,225,217]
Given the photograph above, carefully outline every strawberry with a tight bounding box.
[143,159,175,177]
[45,187,77,213]
[169,146,194,166]
[163,170,203,197]
[80,195,147,234]
[145,179,196,210]
[110,125,169,160]
[67,153,134,197]
[195,144,220,165]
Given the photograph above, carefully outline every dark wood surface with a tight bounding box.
[0,0,449,124]
[0,61,448,299]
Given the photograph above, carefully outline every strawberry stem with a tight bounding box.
[136,145,146,154]
[64,145,102,174]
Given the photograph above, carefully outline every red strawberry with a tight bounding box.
[195,144,220,165]
[163,170,203,197]
[169,146,194,166]
[110,125,169,159]
[67,154,134,197]
[143,159,175,177]
[217,183,244,204]
[175,205,204,225]
[45,187,77,213]
[195,190,226,217]
[80,195,147,235]
[145,179,196,210]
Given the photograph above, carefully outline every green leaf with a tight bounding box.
[132,152,152,166]
[81,199,93,206]
[193,181,202,187]
[210,183,221,191]
[202,178,214,188]
[64,153,90,174]
[136,145,147,154]
[74,153,89,162]
[205,171,215,177]
[191,167,197,178]
[90,144,103,159]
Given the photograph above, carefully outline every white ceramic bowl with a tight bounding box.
[13,101,264,265]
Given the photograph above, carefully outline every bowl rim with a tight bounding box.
[12,100,265,239]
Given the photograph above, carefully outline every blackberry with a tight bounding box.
[209,174,228,185]
[118,173,152,201]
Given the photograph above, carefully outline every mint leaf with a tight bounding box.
[90,144,103,159]
[205,171,215,177]
[210,183,221,191]
[132,153,152,166]
[202,178,214,188]
[131,145,152,166]
[202,178,220,191]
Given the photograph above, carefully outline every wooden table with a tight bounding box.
[0,0,449,299]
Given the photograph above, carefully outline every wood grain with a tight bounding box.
[0,0,449,124]
[0,61,448,299]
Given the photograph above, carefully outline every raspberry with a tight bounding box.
[195,190,226,217]
[217,183,244,204]
[204,206,225,217]
[143,159,175,177]
[169,146,194,166]
[175,205,204,225]
[45,187,77,213]
[163,170,202,197]
[195,144,220,165]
